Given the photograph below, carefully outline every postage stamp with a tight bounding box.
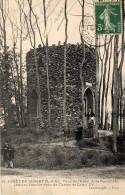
[95,1,122,34]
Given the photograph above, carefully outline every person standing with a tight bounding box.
[88,113,95,138]
[75,122,83,142]
[2,140,14,168]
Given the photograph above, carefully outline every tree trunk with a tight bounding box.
[111,71,114,130]
[112,35,119,153]
[13,42,21,125]
[94,35,99,139]
[101,36,110,128]
[63,0,68,145]
[98,36,107,127]
[34,47,43,127]
[98,57,103,127]
[80,0,85,137]
[43,0,51,130]
[19,3,24,127]
[10,62,20,124]
[28,0,43,127]
[104,40,112,129]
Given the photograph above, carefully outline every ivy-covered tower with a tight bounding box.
[26,43,96,130]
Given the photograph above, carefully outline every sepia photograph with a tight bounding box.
[0,0,125,194]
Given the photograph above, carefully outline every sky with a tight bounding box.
[5,0,81,51]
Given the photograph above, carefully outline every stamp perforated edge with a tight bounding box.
[94,1,122,35]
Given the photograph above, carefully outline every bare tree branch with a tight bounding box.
[27,0,44,46]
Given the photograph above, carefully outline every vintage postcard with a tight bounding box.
[0,0,125,195]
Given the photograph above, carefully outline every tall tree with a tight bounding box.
[63,0,68,141]
[19,0,25,127]
[98,37,106,127]
[100,36,110,128]
[43,0,51,129]
[26,0,44,127]
[80,0,85,136]
[94,35,99,138]
[0,0,11,129]
[112,35,119,153]
[11,35,21,125]
[104,40,112,129]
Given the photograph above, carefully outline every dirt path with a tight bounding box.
[1,165,125,179]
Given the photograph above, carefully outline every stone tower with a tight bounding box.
[26,43,96,131]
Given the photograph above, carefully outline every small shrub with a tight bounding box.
[76,138,99,149]
[77,140,85,149]
[81,150,100,166]
[100,152,116,165]
[102,134,106,141]
[84,139,99,147]
[85,128,94,138]
[34,147,43,157]
[81,156,88,165]
[19,148,25,156]
[107,135,113,142]
[52,146,65,167]
[107,142,113,151]
[87,150,95,159]
[115,153,125,165]
[101,154,110,165]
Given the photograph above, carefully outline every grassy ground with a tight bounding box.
[1,127,125,169]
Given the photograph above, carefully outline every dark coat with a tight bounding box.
[2,144,14,161]
[75,126,83,141]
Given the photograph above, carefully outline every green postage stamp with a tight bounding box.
[95,1,122,34]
